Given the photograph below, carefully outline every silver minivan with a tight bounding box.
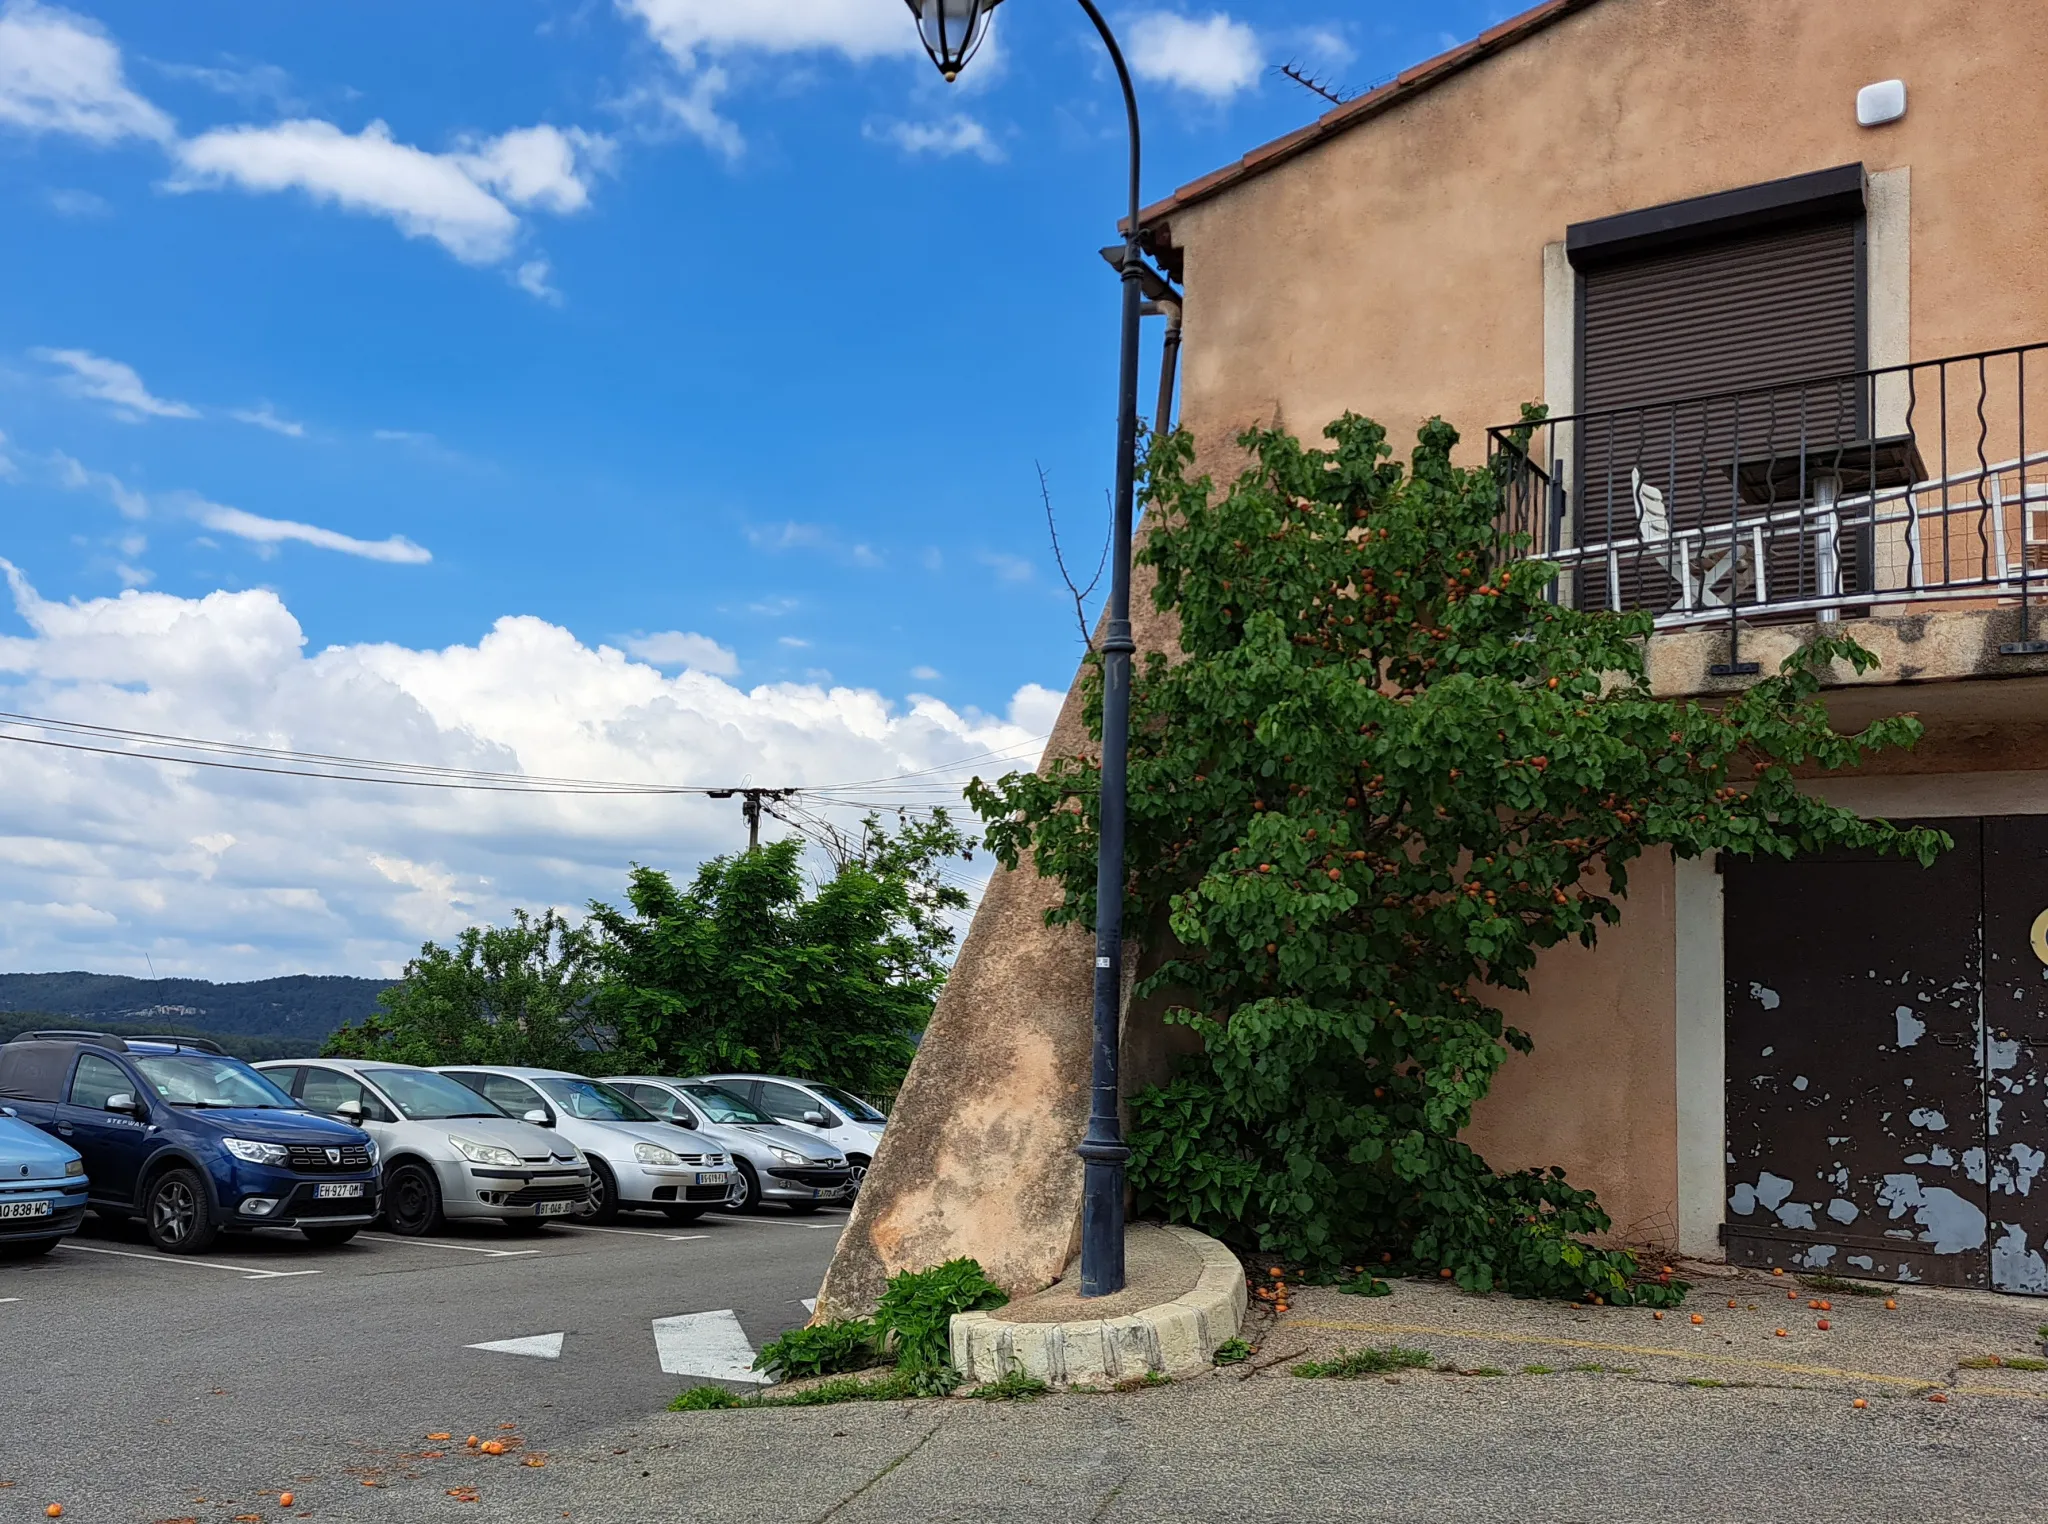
[604,1076,852,1214]
[258,1059,591,1236]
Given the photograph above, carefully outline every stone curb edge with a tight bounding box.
[949,1225,1248,1387]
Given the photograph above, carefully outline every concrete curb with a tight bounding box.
[949,1224,1247,1386]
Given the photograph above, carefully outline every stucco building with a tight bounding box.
[822,0,2048,1313]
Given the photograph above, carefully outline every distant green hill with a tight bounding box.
[0,972,391,1058]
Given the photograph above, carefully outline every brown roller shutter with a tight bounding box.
[1574,219,1864,610]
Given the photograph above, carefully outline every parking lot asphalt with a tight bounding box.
[0,1205,841,1523]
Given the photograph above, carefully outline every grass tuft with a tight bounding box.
[1293,1346,1433,1379]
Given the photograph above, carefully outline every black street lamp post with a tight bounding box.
[905,0,1144,1298]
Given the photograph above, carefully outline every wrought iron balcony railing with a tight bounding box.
[1487,343,2048,662]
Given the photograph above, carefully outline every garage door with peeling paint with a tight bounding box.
[1723,822,2008,1289]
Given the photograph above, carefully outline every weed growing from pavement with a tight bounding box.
[1803,1275,1885,1298]
[1292,1346,1432,1379]
[1959,1355,2048,1371]
[1520,1365,1554,1375]
[1212,1339,1254,1366]
[972,1371,1051,1401]
[685,1258,1007,1411]
[1686,1378,1725,1388]
[1466,1367,1506,1377]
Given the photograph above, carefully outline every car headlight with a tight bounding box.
[633,1143,682,1167]
[450,1135,521,1166]
[767,1145,804,1165]
[224,1137,290,1166]
[363,1136,379,1165]
[64,1158,86,1177]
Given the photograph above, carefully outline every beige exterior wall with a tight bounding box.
[1161,0,2048,463]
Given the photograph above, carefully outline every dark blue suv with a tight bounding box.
[0,1032,380,1253]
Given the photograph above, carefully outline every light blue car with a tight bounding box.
[0,1105,88,1257]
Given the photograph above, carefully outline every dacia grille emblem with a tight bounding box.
[325,1147,341,1164]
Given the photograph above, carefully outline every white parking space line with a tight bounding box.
[562,1225,709,1243]
[468,1332,565,1359]
[0,1296,20,1304]
[359,1235,539,1258]
[652,1309,769,1384]
[58,1243,322,1280]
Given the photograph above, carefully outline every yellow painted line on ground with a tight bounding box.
[1281,1316,2004,1391]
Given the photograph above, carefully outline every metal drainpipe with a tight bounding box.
[1145,295,1183,435]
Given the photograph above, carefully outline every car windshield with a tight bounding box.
[534,1077,655,1123]
[133,1054,294,1109]
[811,1083,886,1124]
[372,1069,510,1121]
[681,1084,774,1125]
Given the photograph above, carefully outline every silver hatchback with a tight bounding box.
[604,1076,853,1214]
[259,1059,591,1236]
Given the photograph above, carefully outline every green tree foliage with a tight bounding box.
[590,812,970,1096]
[970,413,1943,1302]
[324,908,600,1070]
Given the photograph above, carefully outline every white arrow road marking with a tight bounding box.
[467,1332,565,1359]
[653,1310,770,1384]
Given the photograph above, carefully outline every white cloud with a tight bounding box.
[53,452,148,518]
[0,0,174,144]
[45,186,108,216]
[1007,681,1064,736]
[1125,10,1262,100]
[513,258,560,303]
[979,550,1035,583]
[0,563,1047,976]
[865,114,1002,163]
[646,67,742,161]
[149,56,300,113]
[910,664,941,681]
[747,521,881,568]
[189,500,432,565]
[779,636,810,649]
[34,347,197,420]
[620,0,916,69]
[620,630,738,675]
[229,403,305,438]
[455,124,610,214]
[169,118,521,264]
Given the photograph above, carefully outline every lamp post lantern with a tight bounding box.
[905,0,1146,1299]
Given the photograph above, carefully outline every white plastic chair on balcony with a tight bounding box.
[1631,467,1754,611]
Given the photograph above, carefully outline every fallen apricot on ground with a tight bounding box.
[466,1436,480,1449]
[1775,1328,1788,1337]
[1817,1319,1832,1330]
[1818,1300,1832,1311]
[522,1458,546,1469]
[1727,1299,1738,1309]
[427,1432,452,1441]
[1689,1314,1704,1325]
[1652,1311,1664,1321]
[1439,1268,1453,1279]
[1885,1299,1898,1310]
[279,1494,294,1508]
[1852,1398,1867,1409]
[44,1507,61,1518]
[1929,1392,1949,1403]
[480,1441,507,1456]
[1772,1267,1784,1276]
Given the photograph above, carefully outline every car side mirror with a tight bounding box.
[336,1100,365,1122]
[523,1108,553,1127]
[802,1110,827,1127]
[105,1092,139,1115]
[0,1105,15,1119]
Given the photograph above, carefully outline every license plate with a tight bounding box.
[695,1172,729,1186]
[535,1199,576,1216]
[314,1182,364,1200]
[0,1200,52,1219]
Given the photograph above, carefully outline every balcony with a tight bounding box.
[1488,344,2048,667]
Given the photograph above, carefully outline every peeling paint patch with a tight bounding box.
[1908,1107,1948,1132]
[1755,1173,1795,1211]
[1794,1242,1837,1268]
[2008,1143,2046,1197]
[1729,1182,1756,1216]
[1993,1223,2048,1293]
[1793,1075,1810,1092]
[1965,1147,1988,1184]
[1876,1175,1987,1253]
[1895,1005,1926,1048]
[1930,1145,1954,1167]
[1847,1254,1875,1270]
[1777,1201,1818,1230]
[1826,1198,1860,1224]
[1750,983,1781,1010]
[1988,1034,2021,1072]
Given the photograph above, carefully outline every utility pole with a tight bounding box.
[707,787,792,852]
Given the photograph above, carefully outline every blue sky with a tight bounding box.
[0,0,1509,978]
